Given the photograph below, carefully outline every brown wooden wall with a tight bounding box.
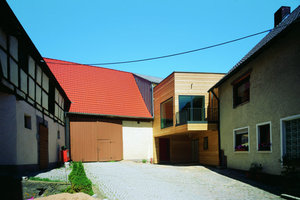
[170,135,192,163]
[70,118,123,162]
[198,131,219,166]
[154,131,219,165]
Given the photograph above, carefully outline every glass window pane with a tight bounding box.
[0,48,8,78]
[42,72,49,92]
[36,65,42,85]
[55,88,59,103]
[258,124,271,151]
[42,91,48,109]
[61,98,64,109]
[234,128,249,151]
[20,69,27,93]
[36,85,41,105]
[59,94,64,108]
[9,36,18,61]
[161,98,173,129]
[55,104,59,117]
[10,58,18,87]
[179,96,204,123]
[0,28,6,49]
[60,108,64,121]
[285,119,300,159]
[29,77,35,99]
[28,56,35,78]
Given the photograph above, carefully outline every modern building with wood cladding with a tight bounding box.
[209,6,300,175]
[153,72,224,165]
[46,58,162,162]
[0,1,71,175]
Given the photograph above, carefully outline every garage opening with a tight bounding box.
[159,138,170,162]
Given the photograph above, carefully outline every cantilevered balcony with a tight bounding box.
[176,108,218,125]
[173,107,218,132]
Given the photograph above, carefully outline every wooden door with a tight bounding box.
[97,140,111,161]
[39,124,49,169]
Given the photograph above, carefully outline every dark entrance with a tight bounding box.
[192,139,199,163]
[159,138,170,162]
[39,124,49,169]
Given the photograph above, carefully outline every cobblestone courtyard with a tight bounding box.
[84,161,281,200]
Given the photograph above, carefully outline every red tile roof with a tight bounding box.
[44,58,152,118]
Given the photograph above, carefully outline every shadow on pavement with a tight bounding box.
[156,163,298,197]
[205,166,300,198]
[0,176,23,200]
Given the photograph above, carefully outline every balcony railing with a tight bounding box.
[176,108,218,125]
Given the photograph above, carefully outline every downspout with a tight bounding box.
[65,112,70,150]
[210,88,222,166]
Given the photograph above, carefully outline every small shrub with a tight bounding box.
[142,159,147,163]
[67,162,94,195]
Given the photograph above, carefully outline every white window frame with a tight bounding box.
[233,126,250,153]
[256,121,272,153]
[280,114,300,163]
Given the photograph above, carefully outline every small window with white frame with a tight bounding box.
[234,127,249,152]
[256,122,272,152]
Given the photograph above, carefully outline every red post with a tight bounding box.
[61,149,69,163]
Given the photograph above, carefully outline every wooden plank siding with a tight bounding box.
[70,118,123,162]
[153,72,224,165]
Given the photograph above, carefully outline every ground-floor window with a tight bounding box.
[282,116,300,160]
[24,115,31,129]
[256,122,271,151]
[234,127,249,152]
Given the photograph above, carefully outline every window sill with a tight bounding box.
[257,150,272,153]
[233,100,249,109]
[161,126,173,130]
[234,151,249,153]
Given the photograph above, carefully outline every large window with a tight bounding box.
[233,74,250,107]
[257,122,271,151]
[161,98,173,129]
[282,116,300,161]
[234,127,249,152]
[178,95,204,124]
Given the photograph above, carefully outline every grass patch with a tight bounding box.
[29,177,62,182]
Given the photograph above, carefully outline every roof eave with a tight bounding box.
[67,111,153,120]
[209,18,300,92]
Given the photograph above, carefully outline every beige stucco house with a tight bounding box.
[209,6,300,175]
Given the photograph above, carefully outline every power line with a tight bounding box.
[47,28,273,66]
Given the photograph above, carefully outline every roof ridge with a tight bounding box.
[43,57,132,75]
[209,5,300,90]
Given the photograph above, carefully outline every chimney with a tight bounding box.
[274,6,290,27]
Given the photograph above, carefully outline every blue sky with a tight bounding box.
[6,0,299,78]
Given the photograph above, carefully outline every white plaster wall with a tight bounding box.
[16,100,65,165]
[122,121,153,161]
[16,100,40,165]
[47,115,65,163]
[0,92,17,165]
